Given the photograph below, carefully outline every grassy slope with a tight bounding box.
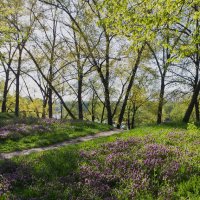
[1,124,199,199]
[0,122,111,153]
[0,115,111,153]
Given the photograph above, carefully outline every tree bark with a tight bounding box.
[127,106,131,129]
[73,29,84,120]
[183,16,199,123]
[104,87,113,125]
[117,46,144,128]
[15,48,23,117]
[78,72,83,120]
[195,99,199,122]
[183,80,200,123]
[131,113,135,129]
[1,69,10,112]
[101,103,105,123]
[48,87,53,118]
[91,91,95,122]
[157,77,165,124]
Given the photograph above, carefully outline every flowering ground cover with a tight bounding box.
[0,124,200,199]
[0,116,111,153]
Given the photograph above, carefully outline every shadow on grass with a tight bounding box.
[0,144,82,199]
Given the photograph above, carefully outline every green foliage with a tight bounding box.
[175,176,200,199]
[187,122,198,133]
[0,0,17,45]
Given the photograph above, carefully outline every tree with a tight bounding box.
[7,0,37,116]
[0,41,17,112]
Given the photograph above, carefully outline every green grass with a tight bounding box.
[0,123,199,199]
[0,120,111,153]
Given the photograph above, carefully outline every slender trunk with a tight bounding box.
[117,73,135,129]
[78,72,83,120]
[104,86,113,125]
[101,103,105,123]
[195,99,199,122]
[104,34,112,125]
[48,87,53,118]
[96,75,112,125]
[183,80,200,123]
[48,16,58,118]
[15,48,22,117]
[74,29,83,120]
[91,92,95,122]
[15,73,20,117]
[48,44,53,118]
[194,15,200,122]
[127,107,131,130]
[157,77,165,124]
[117,46,144,128]
[2,69,10,112]
[183,16,199,123]
[131,113,135,129]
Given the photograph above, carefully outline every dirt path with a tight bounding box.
[0,129,123,159]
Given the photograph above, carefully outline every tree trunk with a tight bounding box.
[131,106,136,129]
[73,29,83,120]
[60,101,63,119]
[127,107,131,129]
[183,80,200,123]
[157,77,165,124]
[15,48,22,117]
[183,27,199,123]
[101,103,105,123]
[104,34,113,126]
[117,46,144,128]
[78,73,83,120]
[48,87,53,118]
[131,113,135,129]
[195,99,199,122]
[91,92,95,122]
[15,73,20,117]
[1,69,10,112]
[104,86,113,125]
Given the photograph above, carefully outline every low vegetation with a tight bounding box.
[0,124,199,199]
[0,116,111,153]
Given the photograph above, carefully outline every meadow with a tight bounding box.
[0,114,111,153]
[0,118,199,199]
